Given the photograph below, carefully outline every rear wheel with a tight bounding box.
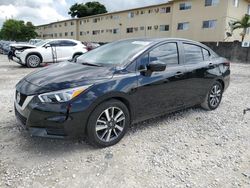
[26,54,41,68]
[87,100,130,147]
[201,81,223,110]
[72,54,81,63]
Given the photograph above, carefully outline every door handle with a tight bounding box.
[208,63,215,68]
[175,71,184,78]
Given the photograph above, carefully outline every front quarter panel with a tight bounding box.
[70,71,138,124]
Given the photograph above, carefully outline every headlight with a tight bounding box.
[38,85,92,103]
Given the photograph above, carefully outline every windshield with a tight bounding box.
[77,40,152,66]
[34,40,47,47]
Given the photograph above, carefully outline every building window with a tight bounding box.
[177,22,189,30]
[59,33,62,37]
[59,24,61,27]
[54,33,57,37]
[148,9,153,14]
[64,22,67,26]
[127,28,133,33]
[54,24,57,28]
[148,26,152,30]
[101,30,104,33]
[202,20,217,28]
[80,31,83,36]
[71,32,74,36]
[128,12,134,18]
[71,22,74,25]
[65,32,68,36]
[92,30,100,35]
[80,21,82,25]
[93,18,100,23]
[113,15,119,20]
[134,27,138,32]
[160,25,169,31]
[205,0,219,6]
[179,2,192,10]
[113,28,119,34]
[140,26,145,30]
[233,0,239,7]
[141,10,144,14]
[160,7,171,13]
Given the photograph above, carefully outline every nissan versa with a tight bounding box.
[15,38,230,147]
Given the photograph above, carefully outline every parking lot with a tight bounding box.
[0,54,249,187]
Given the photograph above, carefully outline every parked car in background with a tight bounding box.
[29,39,43,45]
[83,42,100,51]
[14,38,230,147]
[0,40,15,55]
[10,39,88,68]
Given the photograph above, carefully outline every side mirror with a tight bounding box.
[148,60,166,72]
[44,44,51,48]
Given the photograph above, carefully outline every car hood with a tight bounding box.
[10,43,36,49]
[17,62,115,95]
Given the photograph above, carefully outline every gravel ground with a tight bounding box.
[0,54,249,188]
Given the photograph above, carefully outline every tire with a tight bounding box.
[72,54,81,63]
[26,54,41,68]
[87,99,130,147]
[201,81,223,110]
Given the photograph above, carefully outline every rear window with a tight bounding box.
[183,43,203,64]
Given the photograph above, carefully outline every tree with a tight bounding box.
[68,1,107,18]
[232,14,250,42]
[0,19,37,41]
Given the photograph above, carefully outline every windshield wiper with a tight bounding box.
[81,62,102,67]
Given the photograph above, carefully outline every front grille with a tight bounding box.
[15,107,27,126]
[16,91,27,107]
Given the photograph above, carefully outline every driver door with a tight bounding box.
[134,42,188,121]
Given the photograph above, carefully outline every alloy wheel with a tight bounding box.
[209,84,222,108]
[27,55,40,67]
[95,107,125,142]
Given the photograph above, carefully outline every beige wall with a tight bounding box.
[78,4,173,42]
[171,0,228,42]
[36,0,250,43]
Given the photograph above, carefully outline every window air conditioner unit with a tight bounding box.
[242,41,250,47]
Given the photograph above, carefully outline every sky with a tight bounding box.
[0,0,166,27]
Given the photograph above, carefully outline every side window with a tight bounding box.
[59,40,77,47]
[48,41,60,47]
[183,43,203,64]
[149,43,179,65]
[202,48,210,61]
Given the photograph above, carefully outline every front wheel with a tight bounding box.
[26,54,41,68]
[86,100,130,147]
[201,81,223,110]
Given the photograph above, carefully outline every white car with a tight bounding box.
[11,39,88,68]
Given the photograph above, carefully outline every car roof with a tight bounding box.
[44,39,80,43]
[118,37,204,46]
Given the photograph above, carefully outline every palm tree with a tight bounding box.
[232,14,250,42]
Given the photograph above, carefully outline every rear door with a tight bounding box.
[59,40,78,61]
[181,42,216,105]
[134,42,188,120]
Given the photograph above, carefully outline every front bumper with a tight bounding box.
[14,95,90,138]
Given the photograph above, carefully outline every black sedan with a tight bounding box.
[15,38,230,147]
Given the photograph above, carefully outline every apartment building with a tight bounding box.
[36,0,250,42]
